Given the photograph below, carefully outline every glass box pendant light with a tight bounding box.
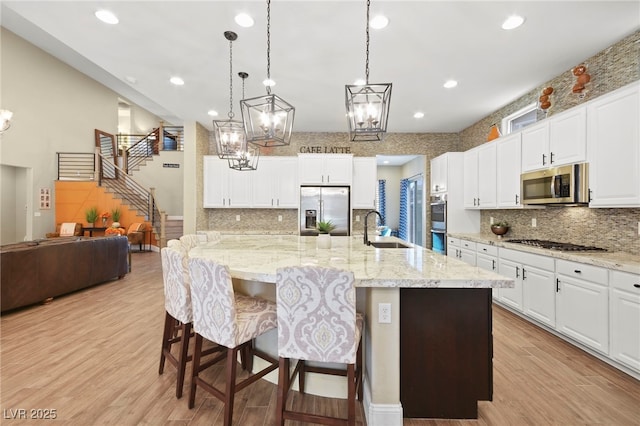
[229,72,260,171]
[345,0,392,141]
[240,0,295,147]
[214,31,247,159]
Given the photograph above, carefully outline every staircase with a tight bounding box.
[164,217,184,241]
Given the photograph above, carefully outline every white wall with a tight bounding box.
[129,151,184,216]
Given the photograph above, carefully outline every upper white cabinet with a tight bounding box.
[352,157,377,209]
[496,133,522,208]
[203,156,252,208]
[587,82,640,207]
[298,154,353,185]
[521,106,587,172]
[463,142,496,209]
[430,154,448,194]
[251,157,299,208]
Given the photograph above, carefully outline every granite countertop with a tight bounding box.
[448,233,640,275]
[188,235,514,289]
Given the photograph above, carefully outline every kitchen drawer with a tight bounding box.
[447,237,459,247]
[477,243,498,257]
[460,239,476,251]
[556,259,608,285]
[499,248,554,271]
[610,270,640,294]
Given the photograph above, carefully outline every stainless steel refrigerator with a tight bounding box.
[300,186,350,236]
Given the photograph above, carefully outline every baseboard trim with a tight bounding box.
[362,376,403,426]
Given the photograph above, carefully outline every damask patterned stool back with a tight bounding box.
[275,266,364,425]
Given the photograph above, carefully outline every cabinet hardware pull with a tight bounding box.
[634,284,640,288]
[574,270,582,274]
[588,189,593,202]
[477,198,480,205]
[542,153,546,165]
[556,278,560,292]
[515,194,519,205]
[550,152,554,164]
[516,266,520,278]
[522,268,527,280]
[483,248,487,252]
[492,260,496,270]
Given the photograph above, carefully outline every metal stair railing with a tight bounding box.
[123,128,160,173]
[56,152,96,181]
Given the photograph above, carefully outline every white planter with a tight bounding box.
[317,233,332,249]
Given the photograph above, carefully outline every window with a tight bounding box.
[501,102,537,135]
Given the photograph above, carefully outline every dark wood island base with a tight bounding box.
[400,288,492,419]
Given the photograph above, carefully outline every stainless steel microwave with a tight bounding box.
[520,163,589,205]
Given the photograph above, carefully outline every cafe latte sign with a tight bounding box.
[299,146,352,154]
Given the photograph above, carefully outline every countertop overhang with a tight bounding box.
[188,235,514,289]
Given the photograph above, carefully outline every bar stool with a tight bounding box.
[188,256,279,425]
[275,266,364,426]
[159,243,222,398]
[179,234,200,251]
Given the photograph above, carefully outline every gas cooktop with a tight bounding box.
[506,239,608,252]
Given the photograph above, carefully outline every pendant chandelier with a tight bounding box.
[214,31,248,160]
[345,0,392,141]
[240,0,295,148]
[229,72,259,171]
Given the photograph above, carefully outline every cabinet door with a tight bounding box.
[430,154,447,194]
[352,157,377,209]
[610,271,640,372]
[588,82,640,207]
[324,156,353,184]
[521,121,549,172]
[252,158,278,208]
[522,264,556,327]
[227,169,252,207]
[556,275,609,355]
[298,155,325,184]
[498,258,523,311]
[459,247,476,266]
[496,133,522,208]
[203,156,227,208]
[275,158,299,208]
[548,106,586,166]
[476,254,496,273]
[477,142,496,208]
[463,148,479,208]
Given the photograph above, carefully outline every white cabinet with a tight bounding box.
[496,133,523,208]
[430,154,448,194]
[556,259,609,355]
[498,248,555,325]
[587,82,640,207]
[251,157,298,208]
[298,154,353,185]
[203,156,252,208]
[463,142,496,209]
[352,157,377,209]
[447,237,476,265]
[521,106,587,172]
[476,243,499,299]
[609,270,640,372]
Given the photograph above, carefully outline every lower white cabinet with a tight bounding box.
[476,243,499,299]
[447,237,476,265]
[609,270,640,372]
[497,248,555,327]
[556,260,609,355]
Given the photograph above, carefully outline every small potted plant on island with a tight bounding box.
[316,220,335,249]
[491,220,510,239]
[85,206,99,227]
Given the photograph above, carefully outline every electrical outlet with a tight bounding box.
[490,216,494,225]
[378,303,391,324]
[236,215,240,221]
[355,215,360,222]
[531,218,537,227]
[638,221,640,235]
[278,215,282,222]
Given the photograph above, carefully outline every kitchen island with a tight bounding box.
[189,235,513,425]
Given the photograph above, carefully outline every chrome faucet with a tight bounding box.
[363,210,383,246]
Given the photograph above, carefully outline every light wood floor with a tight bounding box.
[2,252,639,425]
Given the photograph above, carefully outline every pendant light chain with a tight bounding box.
[228,36,234,119]
[365,0,370,85]
[266,0,271,95]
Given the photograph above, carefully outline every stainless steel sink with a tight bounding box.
[369,241,412,249]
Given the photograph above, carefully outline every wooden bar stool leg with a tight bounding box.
[159,312,173,374]
[175,322,191,398]
[276,357,289,426]
[357,341,363,401]
[348,364,356,426]
[188,334,204,409]
[223,347,239,426]
[298,360,306,394]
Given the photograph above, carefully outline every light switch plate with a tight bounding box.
[531,218,537,227]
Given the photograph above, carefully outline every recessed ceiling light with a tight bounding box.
[235,13,254,28]
[208,110,219,117]
[95,10,119,25]
[170,76,185,86]
[414,112,424,119]
[353,78,366,86]
[263,78,276,87]
[443,80,458,89]
[370,15,389,29]
[383,160,390,164]
[502,15,525,30]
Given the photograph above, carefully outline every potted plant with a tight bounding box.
[111,207,121,228]
[85,206,99,226]
[491,220,510,238]
[316,220,335,249]
[100,211,111,227]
